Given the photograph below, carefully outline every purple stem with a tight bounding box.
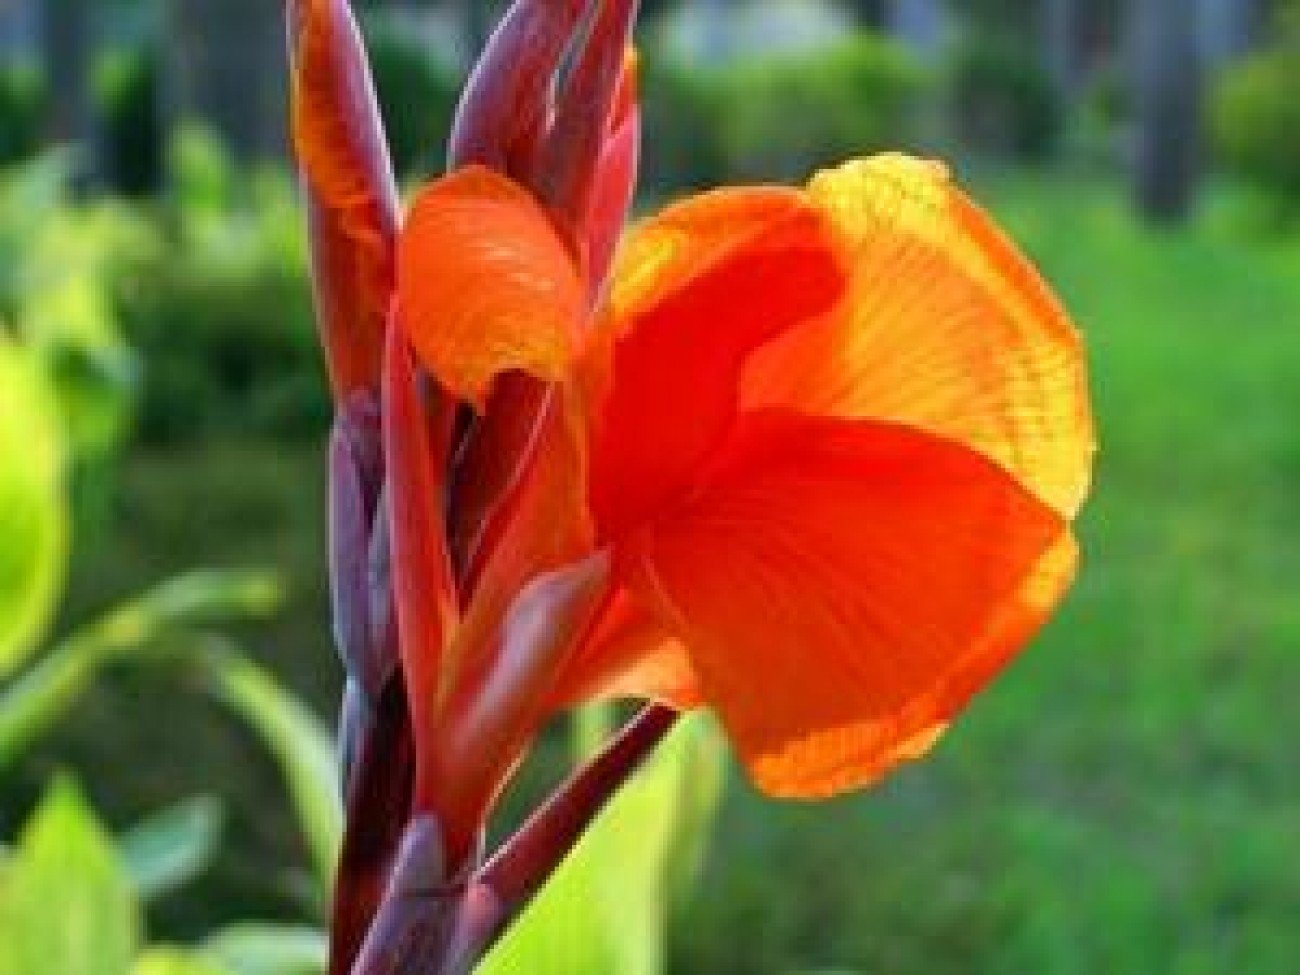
[439,703,679,974]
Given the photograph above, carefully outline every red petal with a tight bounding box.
[586,186,846,539]
[623,410,1073,798]
[381,315,458,808]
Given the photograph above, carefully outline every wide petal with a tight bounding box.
[743,155,1095,517]
[621,410,1073,798]
[398,167,585,407]
[587,186,847,539]
[289,0,400,396]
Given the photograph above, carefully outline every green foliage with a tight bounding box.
[364,15,462,178]
[717,35,928,183]
[0,777,142,975]
[96,46,164,197]
[0,780,316,975]
[640,32,927,191]
[0,568,281,771]
[201,924,327,975]
[946,33,1061,160]
[639,54,731,192]
[1211,48,1300,219]
[0,62,46,166]
[480,713,725,975]
[0,341,69,675]
[0,152,143,476]
[116,128,327,444]
[202,650,342,897]
[119,797,226,904]
[132,948,231,975]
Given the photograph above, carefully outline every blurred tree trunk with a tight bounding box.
[165,0,287,160]
[887,0,947,57]
[1045,0,1083,100]
[1130,0,1201,225]
[41,0,93,148]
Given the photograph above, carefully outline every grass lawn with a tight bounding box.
[21,174,1300,970]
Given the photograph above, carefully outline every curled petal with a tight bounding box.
[398,167,585,407]
[744,155,1096,517]
[587,186,847,539]
[622,410,1073,798]
[289,0,400,396]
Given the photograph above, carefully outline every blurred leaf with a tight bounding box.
[203,651,341,894]
[479,714,726,975]
[132,949,231,975]
[201,923,327,975]
[119,796,225,903]
[0,776,141,975]
[0,568,281,771]
[0,339,69,676]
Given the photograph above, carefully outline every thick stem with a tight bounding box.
[439,703,679,974]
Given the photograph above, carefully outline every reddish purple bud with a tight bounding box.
[447,0,589,177]
[534,0,640,253]
[288,0,401,397]
[329,392,391,699]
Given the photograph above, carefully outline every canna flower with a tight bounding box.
[288,1,1095,973]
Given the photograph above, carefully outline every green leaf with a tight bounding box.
[0,776,141,975]
[203,652,341,896]
[0,569,281,772]
[0,338,69,675]
[132,948,231,975]
[201,923,328,975]
[478,713,726,975]
[119,796,224,903]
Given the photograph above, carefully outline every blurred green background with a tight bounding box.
[2,0,1300,972]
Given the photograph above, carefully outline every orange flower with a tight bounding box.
[290,0,1094,969]
[394,154,1094,800]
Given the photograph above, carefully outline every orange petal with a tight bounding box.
[398,167,585,407]
[548,587,703,709]
[290,0,400,396]
[587,187,846,539]
[743,155,1095,517]
[623,410,1073,798]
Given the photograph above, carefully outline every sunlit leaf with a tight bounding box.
[0,338,68,676]
[203,651,341,895]
[479,714,726,975]
[202,922,328,975]
[132,948,231,975]
[0,776,141,975]
[119,796,225,903]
